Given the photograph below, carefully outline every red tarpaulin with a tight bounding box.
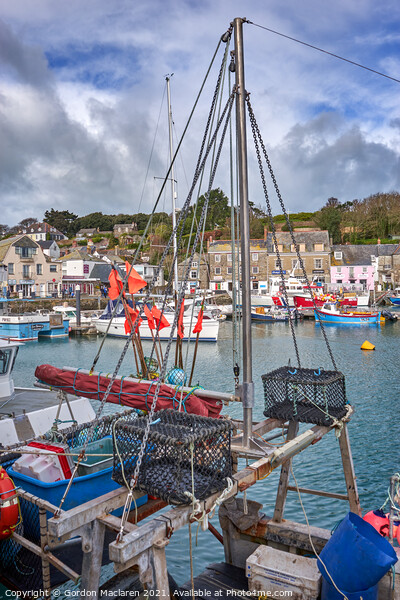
[34,364,223,418]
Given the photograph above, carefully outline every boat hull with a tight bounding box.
[93,316,219,342]
[0,315,69,341]
[389,297,400,306]
[314,310,380,324]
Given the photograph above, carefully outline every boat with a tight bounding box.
[0,311,69,342]
[93,299,220,341]
[293,293,357,310]
[314,302,381,324]
[53,305,98,326]
[388,289,400,306]
[1,17,399,600]
[251,306,295,322]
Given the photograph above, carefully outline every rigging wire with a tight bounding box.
[248,20,400,85]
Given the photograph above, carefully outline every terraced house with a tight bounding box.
[0,235,61,297]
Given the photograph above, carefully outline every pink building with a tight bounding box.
[330,245,375,291]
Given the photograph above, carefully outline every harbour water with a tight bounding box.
[9,314,400,586]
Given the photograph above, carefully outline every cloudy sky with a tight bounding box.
[1,0,399,228]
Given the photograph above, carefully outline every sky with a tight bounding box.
[1,0,400,228]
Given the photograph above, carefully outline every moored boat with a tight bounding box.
[314,302,380,325]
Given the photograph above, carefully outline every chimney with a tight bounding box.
[264,226,267,242]
[72,240,77,248]
[377,238,381,245]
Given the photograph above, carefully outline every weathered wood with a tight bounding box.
[12,532,80,582]
[338,423,361,515]
[286,486,349,501]
[39,507,51,595]
[48,487,145,538]
[272,420,299,522]
[146,546,170,597]
[81,520,106,597]
[97,514,137,534]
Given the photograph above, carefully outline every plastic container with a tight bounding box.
[318,512,397,592]
[73,437,114,476]
[12,441,73,482]
[321,576,378,600]
[247,545,321,599]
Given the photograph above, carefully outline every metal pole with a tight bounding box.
[75,284,81,327]
[166,75,179,294]
[233,18,254,447]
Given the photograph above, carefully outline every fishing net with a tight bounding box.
[112,409,233,505]
[262,366,347,426]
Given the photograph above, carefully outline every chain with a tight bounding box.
[246,96,337,371]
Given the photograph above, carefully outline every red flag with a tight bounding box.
[177,301,185,339]
[125,262,147,295]
[193,307,204,334]
[108,269,123,300]
[144,304,155,330]
[124,305,142,334]
[151,306,170,331]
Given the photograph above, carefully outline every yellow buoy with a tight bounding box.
[361,340,375,351]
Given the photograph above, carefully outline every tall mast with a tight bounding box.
[233,18,254,447]
[166,74,179,293]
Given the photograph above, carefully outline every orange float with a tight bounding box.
[0,467,19,540]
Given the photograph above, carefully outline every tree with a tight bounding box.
[314,198,342,243]
[44,209,78,236]
[0,224,9,237]
[196,188,231,231]
[18,217,38,228]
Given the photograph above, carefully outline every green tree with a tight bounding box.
[18,217,38,228]
[196,188,230,230]
[314,197,342,243]
[44,209,78,235]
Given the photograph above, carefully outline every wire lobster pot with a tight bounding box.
[112,409,233,505]
[262,366,348,426]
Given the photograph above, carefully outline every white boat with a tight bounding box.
[0,339,95,446]
[53,304,98,326]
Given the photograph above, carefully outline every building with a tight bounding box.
[208,239,269,292]
[330,245,376,291]
[113,222,138,237]
[268,231,331,285]
[60,249,106,295]
[0,235,62,297]
[372,244,400,289]
[177,252,210,293]
[76,228,98,239]
[38,240,61,259]
[19,222,67,242]
[127,263,164,290]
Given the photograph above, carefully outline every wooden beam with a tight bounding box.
[81,520,106,596]
[338,424,361,515]
[273,420,299,523]
[286,486,349,501]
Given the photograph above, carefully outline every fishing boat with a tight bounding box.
[1,17,399,600]
[251,306,295,322]
[53,304,98,326]
[293,293,358,310]
[314,302,381,325]
[0,311,69,341]
[388,289,400,306]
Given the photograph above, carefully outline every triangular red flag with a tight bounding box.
[193,307,204,334]
[125,262,147,295]
[108,269,123,300]
[177,301,185,339]
[144,304,155,330]
[151,305,170,331]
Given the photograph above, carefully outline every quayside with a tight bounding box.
[1,17,399,600]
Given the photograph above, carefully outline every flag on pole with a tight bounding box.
[177,301,185,339]
[193,306,204,334]
[125,262,147,295]
[144,304,155,330]
[151,305,170,330]
[108,268,123,300]
[124,305,142,334]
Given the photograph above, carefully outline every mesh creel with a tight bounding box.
[112,409,233,505]
[262,366,347,426]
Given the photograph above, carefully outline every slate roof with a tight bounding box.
[332,244,400,266]
[38,240,56,249]
[270,231,330,252]
[208,240,268,252]
[60,249,101,262]
[90,263,122,284]
[0,236,20,262]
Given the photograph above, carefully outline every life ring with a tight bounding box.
[0,468,19,540]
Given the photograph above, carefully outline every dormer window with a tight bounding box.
[334,251,343,260]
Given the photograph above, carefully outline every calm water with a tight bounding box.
[10,313,400,586]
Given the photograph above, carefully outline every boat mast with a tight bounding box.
[166,74,179,293]
[233,18,254,447]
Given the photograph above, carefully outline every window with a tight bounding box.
[50,265,57,273]
[252,266,259,275]
[349,267,355,278]
[275,260,281,269]
[36,264,42,275]
[314,243,324,251]
[190,270,197,279]
[227,267,232,275]
[192,261,198,268]
[334,251,343,260]
[299,243,306,252]
[214,254,221,263]
[292,259,298,269]
[277,244,283,252]
[290,244,296,253]
[227,254,232,262]
[16,246,37,258]
[22,265,30,278]
[362,267,368,273]
[337,267,342,274]
[83,264,89,274]
[314,259,322,269]
[8,263,14,275]
[252,253,258,262]
[215,267,221,275]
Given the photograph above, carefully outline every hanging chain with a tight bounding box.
[246,95,338,371]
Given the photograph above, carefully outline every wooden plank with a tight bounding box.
[97,514,137,534]
[48,487,145,538]
[338,424,361,515]
[286,486,349,501]
[272,420,299,522]
[81,520,106,595]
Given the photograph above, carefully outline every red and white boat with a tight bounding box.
[292,294,358,310]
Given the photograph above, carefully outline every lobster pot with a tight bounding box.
[112,409,233,505]
[262,367,347,426]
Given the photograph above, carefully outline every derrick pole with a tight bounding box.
[166,75,179,293]
[233,18,254,447]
